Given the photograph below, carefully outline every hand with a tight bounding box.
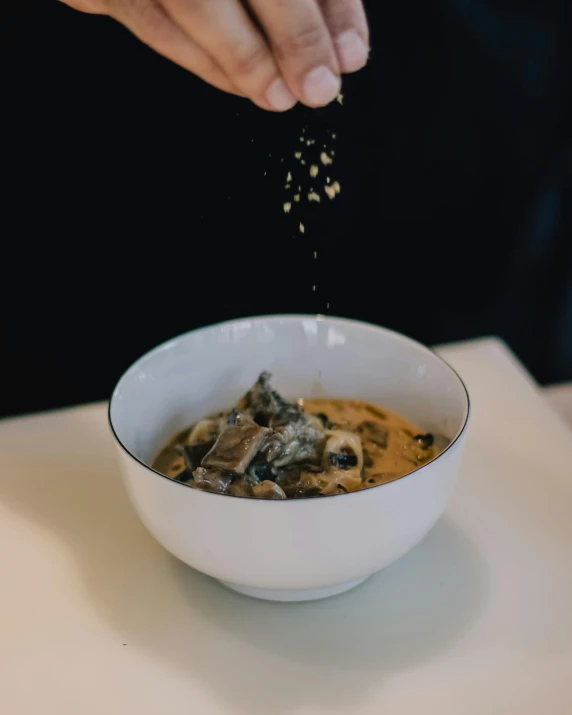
[58,0,369,111]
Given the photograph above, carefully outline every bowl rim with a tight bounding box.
[108,314,471,502]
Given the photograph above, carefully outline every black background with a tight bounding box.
[2,1,571,418]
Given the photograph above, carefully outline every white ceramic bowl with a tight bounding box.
[109,316,470,601]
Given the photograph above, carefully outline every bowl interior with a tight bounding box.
[110,316,469,466]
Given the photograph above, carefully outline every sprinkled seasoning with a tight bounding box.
[269,99,343,313]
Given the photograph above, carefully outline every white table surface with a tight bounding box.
[1,338,571,715]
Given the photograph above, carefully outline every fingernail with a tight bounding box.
[265,78,297,111]
[302,66,341,107]
[335,31,368,73]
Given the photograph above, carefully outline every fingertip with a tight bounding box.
[264,77,298,111]
[301,65,341,107]
[334,30,369,73]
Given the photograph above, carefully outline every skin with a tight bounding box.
[58,0,369,110]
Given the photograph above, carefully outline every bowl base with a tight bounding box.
[219,575,370,602]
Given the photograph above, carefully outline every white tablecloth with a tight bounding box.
[1,337,571,715]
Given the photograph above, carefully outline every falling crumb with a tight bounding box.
[294,194,301,202]
[264,172,267,176]
[295,151,302,159]
[326,176,331,183]
[325,185,336,200]
[285,184,291,189]
[337,94,343,105]
[327,302,330,309]
[314,251,318,259]
[286,172,292,182]
[332,181,341,194]
[281,158,284,162]
[312,285,316,292]
[298,185,301,191]
[299,222,305,233]
[300,137,304,142]
[283,202,292,213]
[301,159,306,165]
[332,134,337,139]
[308,192,321,202]
[320,152,333,166]
[310,165,319,178]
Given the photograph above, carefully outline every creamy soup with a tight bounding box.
[152,373,447,499]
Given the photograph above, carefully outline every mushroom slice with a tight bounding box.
[202,414,271,475]
[186,419,220,446]
[228,474,259,497]
[320,470,362,495]
[322,430,364,471]
[192,467,232,494]
[177,441,215,473]
[252,481,287,500]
